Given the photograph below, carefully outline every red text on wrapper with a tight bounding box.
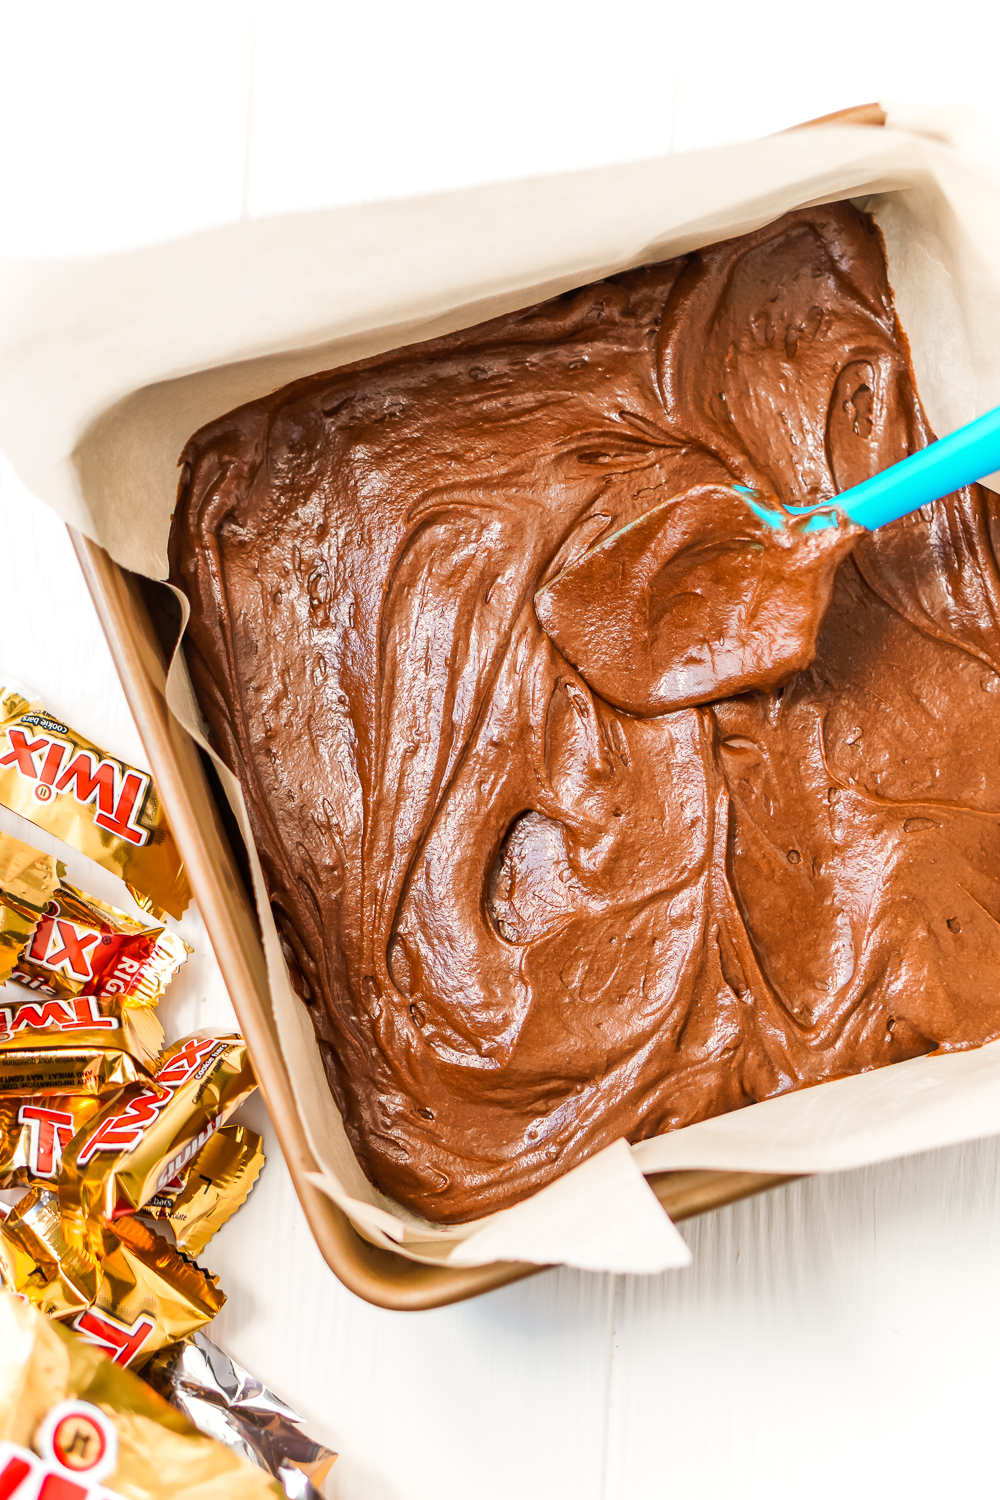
[74,1037,223,1166]
[72,1308,156,1368]
[0,998,117,1043]
[0,730,152,847]
[26,920,100,983]
[22,917,151,997]
[73,1087,168,1166]
[18,1105,76,1177]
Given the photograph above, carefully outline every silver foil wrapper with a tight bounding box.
[143,1331,336,1498]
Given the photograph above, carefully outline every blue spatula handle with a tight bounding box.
[839,403,1000,529]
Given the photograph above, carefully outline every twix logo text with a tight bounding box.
[0,996,118,1043]
[0,727,151,846]
[75,1036,222,1166]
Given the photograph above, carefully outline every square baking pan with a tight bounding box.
[65,102,891,1309]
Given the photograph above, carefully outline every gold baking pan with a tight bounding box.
[67,102,884,1309]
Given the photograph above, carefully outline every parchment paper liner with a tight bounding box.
[4,104,1000,1272]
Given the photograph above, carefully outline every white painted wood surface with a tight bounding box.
[5,5,1000,1495]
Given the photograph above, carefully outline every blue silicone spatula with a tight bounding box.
[739,403,1000,531]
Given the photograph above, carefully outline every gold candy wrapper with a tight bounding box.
[143,1124,265,1258]
[0,1289,284,1497]
[13,880,189,1010]
[0,1046,147,1099]
[59,1032,257,1267]
[145,1333,335,1499]
[0,681,191,921]
[2,879,192,1068]
[0,831,62,984]
[0,1094,104,1189]
[0,992,164,1074]
[0,1188,224,1367]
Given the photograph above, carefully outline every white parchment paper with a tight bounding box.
[4,105,1000,1273]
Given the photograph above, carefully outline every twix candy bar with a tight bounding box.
[5,880,190,1066]
[0,1188,225,1367]
[59,1031,257,1267]
[0,1094,103,1189]
[0,681,191,920]
[0,986,161,1063]
[0,984,158,1095]
[0,830,62,983]
[0,1042,146,1100]
[0,875,190,1079]
[12,881,189,1008]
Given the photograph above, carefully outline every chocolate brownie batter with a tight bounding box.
[170,204,1000,1222]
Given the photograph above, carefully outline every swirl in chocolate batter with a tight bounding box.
[170,204,1000,1223]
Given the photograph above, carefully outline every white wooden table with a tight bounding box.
[5,6,1000,1495]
